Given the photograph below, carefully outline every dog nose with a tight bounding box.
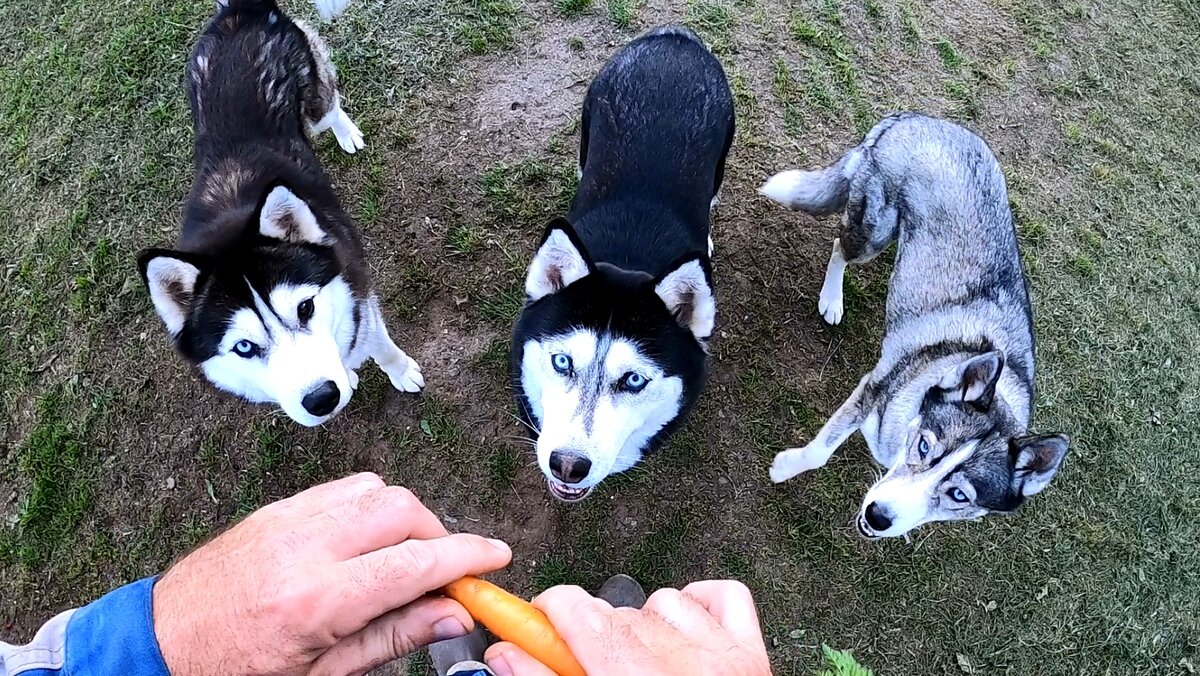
[549,451,592,484]
[301,380,340,417]
[864,502,893,532]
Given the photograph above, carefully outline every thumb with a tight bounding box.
[311,596,472,676]
[485,642,560,676]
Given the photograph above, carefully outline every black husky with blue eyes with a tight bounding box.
[136,0,424,427]
[512,25,735,503]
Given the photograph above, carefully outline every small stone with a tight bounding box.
[165,477,176,490]
[788,629,804,639]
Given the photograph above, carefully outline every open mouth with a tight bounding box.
[547,480,593,503]
[857,515,880,540]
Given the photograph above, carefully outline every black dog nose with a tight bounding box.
[302,380,340,417]
[549,451,592,484]
[864,502,893,532]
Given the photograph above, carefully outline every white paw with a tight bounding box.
[348,370,360,391]
[334,118,365,154]
[818,287,844,325]
[383,355,424,393]
[770,445,828,483]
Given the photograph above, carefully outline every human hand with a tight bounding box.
[483,580,772,675]
[152,472,512,676]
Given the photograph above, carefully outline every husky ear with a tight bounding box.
[937,350,1005,409]
[259,186,330,245]
[1010,434,1070,497]
[525,219,593,301]
[655,255,716,341]
[138,249,204,337]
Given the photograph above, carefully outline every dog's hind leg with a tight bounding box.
[770,376,870,483]
[297,21,365,154]
[364,301,424,393]
[819,172,899,325]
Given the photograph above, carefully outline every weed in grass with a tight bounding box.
[1071,255,1097,277]
[531,554,589,591]
[607,0,636,28]
[945,79,981,120]
[817,646,874,676]
[481,158,578,222]
[935,37,963,70]
[686,0,736,53]
[555,0,592,17]
[1,389,94,568]
[395,259,436,321]
[419,396,463,447]
[478,284,526,325]
[568,36,584,51]
[1064,121,1083,144]
[789,9,870,132]
[626,510,696,590]
[455,0,522,55]
[487,447,521,489]
[898,1,921,45]
[863,0,883,21]
[446,221,487,256]
[477,335,511,374]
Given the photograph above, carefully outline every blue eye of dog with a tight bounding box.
[620,372,648,393]
[552,353,573,375]
[233,340,259,358]
[948,487,969,503]
[918,437,930,458]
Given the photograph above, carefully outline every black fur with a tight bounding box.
[137,0,366,363]
[512,26,735,460]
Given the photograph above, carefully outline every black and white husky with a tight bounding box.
[763,113,1069,538]
[137,0,423,427]
[512,26,735,502]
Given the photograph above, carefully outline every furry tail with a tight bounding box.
[759,151,857,217]
[217,0,350,20]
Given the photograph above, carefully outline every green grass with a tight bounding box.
[2,1,1199,674]
[555,0,592,17]
[606,0,637,28]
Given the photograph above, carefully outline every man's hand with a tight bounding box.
[152,473,512,676]
[483,581,772,675]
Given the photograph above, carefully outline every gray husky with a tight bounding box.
[762,113,1069,539]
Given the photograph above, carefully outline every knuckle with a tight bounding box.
[390,543,438,579]
[644,587,682,612]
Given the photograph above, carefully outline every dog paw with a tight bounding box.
[770,446,827,483]
[334,118,365,154]
[818,289,844,325]
[348,370,360,391]
[384,355,424,393]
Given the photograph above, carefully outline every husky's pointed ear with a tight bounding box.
[138,249,205,337]
[525,219,593,301]
[655,255,716,341]
[936,350,1005,409]
[259,186,330,245]
[1010,434,1069,497]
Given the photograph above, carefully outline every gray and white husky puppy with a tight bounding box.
[762,113,1069,539]
[138,0,423,427]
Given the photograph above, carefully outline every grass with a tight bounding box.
[554,0,592,17]
[2,0,1199,674]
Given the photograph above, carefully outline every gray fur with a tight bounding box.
[766,113,1069,539]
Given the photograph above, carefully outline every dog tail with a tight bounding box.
[218,0,350,20]
[759,150,859,217]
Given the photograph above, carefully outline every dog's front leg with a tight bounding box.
[770,376,870,482]
[365,303,424,393]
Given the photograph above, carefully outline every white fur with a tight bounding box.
[860,442,977,537]
[312,0,351,21]
[144,257,201,336]
[309,93,364,154]
[199,279,422,427]
[758,170,807,205]
[819,238,846,325]
[260,187,330,245]
[525,229,591,301]
[522,330,683,490]
[655,260,716,340]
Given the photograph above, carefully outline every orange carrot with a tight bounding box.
[444,576,586,676]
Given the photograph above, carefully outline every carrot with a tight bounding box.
[443,576,586,676]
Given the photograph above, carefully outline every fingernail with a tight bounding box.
[433,617,468,642]
[487,652,514,676]
[487,538,511,554]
